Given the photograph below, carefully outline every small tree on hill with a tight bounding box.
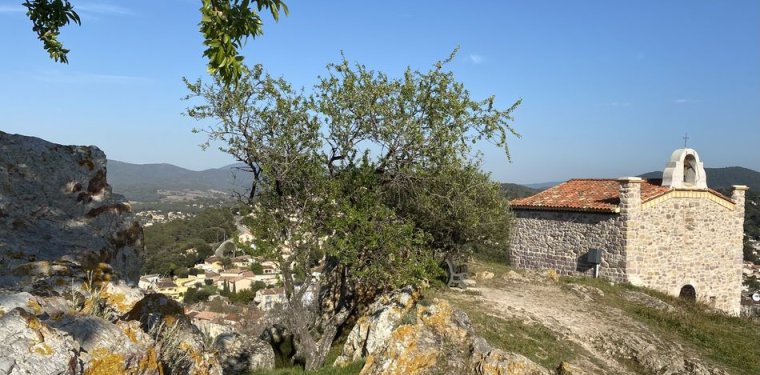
[184,50,520,370]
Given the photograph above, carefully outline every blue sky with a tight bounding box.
[1,0,758,184]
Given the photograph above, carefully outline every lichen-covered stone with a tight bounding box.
[50,314,161,374]
[0,131,144,287]
[213,332,275,374]
[335,286,419,366]
[0,133,221,374]
[358,298,550,375]
[103,280,145,316]
[0,308,81,375]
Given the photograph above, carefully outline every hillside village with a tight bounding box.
[2,129,760,375]
[132,157,760,323]
[2,2,759,373]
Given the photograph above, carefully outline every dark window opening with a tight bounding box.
[683,154,697,185]
[679,284,696,302]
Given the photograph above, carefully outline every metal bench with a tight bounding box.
[444,259,468,288]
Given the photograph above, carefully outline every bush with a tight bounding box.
[184,286,214,304]
[251,263,264,275]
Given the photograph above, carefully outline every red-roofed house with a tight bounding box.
[509,148,747,315]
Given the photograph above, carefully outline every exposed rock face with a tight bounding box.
[50,315,161,375]
[358,298,549,375]
[0,308,82,374]
[0,131,143,285]
[334,286,419,366]
[0,133,222,375]
[337,288,548,375]
[213,332,275,374]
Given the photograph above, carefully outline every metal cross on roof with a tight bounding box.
[683,133,689,148]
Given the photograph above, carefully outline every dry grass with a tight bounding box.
[564,277,760,374]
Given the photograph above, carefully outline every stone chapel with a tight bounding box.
[508,148,747,315]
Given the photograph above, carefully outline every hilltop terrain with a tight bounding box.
[3,132,759,375]
[434,260,760,375]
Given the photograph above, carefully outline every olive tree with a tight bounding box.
[183,50,520,369]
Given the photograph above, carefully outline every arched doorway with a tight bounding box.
[679,285,696,302]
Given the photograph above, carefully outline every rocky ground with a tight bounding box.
[329,267,753,375]
[434,262,757,375]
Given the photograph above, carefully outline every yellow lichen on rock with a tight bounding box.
[416,299,452,330]
[122,324,138,343]
[26,298,43,315]
[24,313,43,331]
[361,324,438,375]
[31,342,53,356]
[138,347,164,375]
[84,347,126,375]
[103,290,128,314]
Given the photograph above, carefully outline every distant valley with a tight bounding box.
[109,159,760,203]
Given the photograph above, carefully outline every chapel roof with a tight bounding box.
[509,178,732,213]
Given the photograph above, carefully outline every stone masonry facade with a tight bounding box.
[509,210,627,282]
[625,184,746,315]
[509,173,746,315]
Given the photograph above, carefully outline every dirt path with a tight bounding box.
[441,271,729,375]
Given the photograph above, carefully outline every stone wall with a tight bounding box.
[509,210,628,282]
[626,191,744,315]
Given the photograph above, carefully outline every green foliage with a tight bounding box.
[744,239,759,264]
[251,342,363,375]
[23,0,80,63]
[185,51,521,369]
[200,0,288,84]
[387,163,513,262]
[22,0,288,86]
[500,182,539,199]
[240,215,256,228]
[183,286,216,304]
[143,207,236,275]
[218,281,265,304]
[744,190,760,242]
[250,360,364,375]
[744,276,760,293]
[250,263,264,275]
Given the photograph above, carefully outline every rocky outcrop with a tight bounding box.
[0,133,222,375]
[213,332,275,374]
[0,131,143,285]
[334,286,419,366]
[358,298,549,375]
[0,308,82,374]
[336,287,549,375]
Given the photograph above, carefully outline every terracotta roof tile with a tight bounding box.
[509,179,672,213]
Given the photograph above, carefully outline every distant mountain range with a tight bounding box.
[500,183,539,199]
[107,159,760,202]
[107,160,252,201]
